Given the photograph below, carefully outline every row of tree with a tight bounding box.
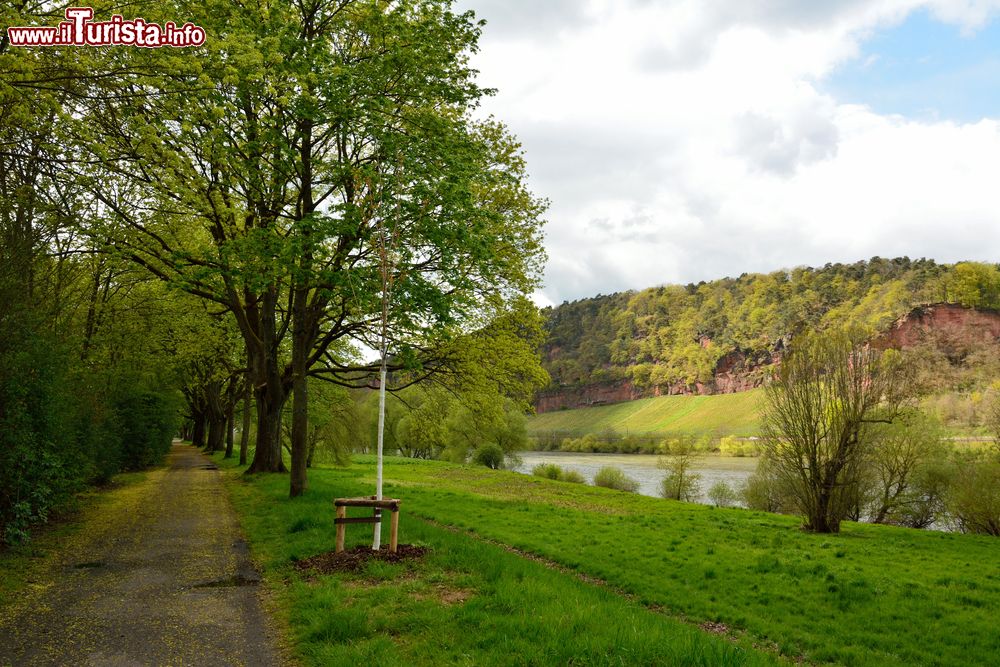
[1,0,548,541]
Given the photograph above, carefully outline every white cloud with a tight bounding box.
[923,0,1000,31]
[456,0,1000,303]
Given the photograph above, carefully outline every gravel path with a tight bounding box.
[0,443,283,666]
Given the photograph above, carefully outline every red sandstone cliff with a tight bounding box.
[875,302,1000,350]
[535,347,781,412]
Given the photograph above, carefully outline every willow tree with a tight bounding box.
[761,329,912,533]
[70,0,545,492]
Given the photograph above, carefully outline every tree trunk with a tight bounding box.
[207,416,226,452]
[191,408,207,449]
[289,367,308,496]
[80,265,102,360]
[289,115,315,498]
[246,290,288,474]
[809,490,839,533]
[205,382,227,452]
[247,380,287,473]
[306,435,317,469]
[239,384,251,466]
[224,404,235,459]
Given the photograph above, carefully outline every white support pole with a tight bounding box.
[373,362,386,551]
[373,182,397,552]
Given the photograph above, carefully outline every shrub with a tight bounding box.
[0,334,79,544]
[662,436,703,455]
[864,411,948,526]
[891,461,950,529]
[532,463,586,483]
[661,438,683,455]
[531,433,563,451]
[719,436,760,457]
[114,391,178,471]
[693,436,715,453]
[659,453,701,502]
[472,443,505,470]
[593,466,639,493]
[617,434,643,454]
[560,433,601,453]
[532,463,563,480]
[947,453,1000,536]
[740,457,793,513]
[708,481,739,507]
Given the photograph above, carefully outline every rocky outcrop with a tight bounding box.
[535,381,652,413]
[535,348,781,412]
[535,303,1000,413]
[875,303,1000,350]
[712,348,782,394]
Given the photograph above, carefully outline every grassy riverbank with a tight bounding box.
[527,389,995,450]
[527,391,764,438]
[219,456,769,666]
[221,453,999,666]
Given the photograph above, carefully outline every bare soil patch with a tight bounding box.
[700,621,730,635]
[431,584,473,605]
[293,544,429,574]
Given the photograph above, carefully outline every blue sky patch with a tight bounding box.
[825,9,1000,122]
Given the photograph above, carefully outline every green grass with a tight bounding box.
[528,389,995,441]
[221,453,1000,666]
[218,455,770,666]
[528,390,764,437]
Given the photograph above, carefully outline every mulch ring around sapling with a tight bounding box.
[293,544,430,574]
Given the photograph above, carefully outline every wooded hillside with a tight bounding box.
[541,258,1000,399]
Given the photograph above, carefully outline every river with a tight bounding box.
[514,451,759,506]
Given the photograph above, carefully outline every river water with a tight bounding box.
[514,451,759,506]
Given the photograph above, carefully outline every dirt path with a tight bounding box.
[0,443,283,667]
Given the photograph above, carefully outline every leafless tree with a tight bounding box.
[761,329,912,533]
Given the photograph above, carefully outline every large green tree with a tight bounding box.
[70,0,545,496]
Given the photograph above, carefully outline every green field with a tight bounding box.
[221,456,768,666]
[527,390,991,443]
[221,453,1000,666]
[528,390,764,437]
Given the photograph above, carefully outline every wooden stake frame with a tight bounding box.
[334,496,401,553]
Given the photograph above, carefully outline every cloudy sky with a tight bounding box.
[454,0,1000,305]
